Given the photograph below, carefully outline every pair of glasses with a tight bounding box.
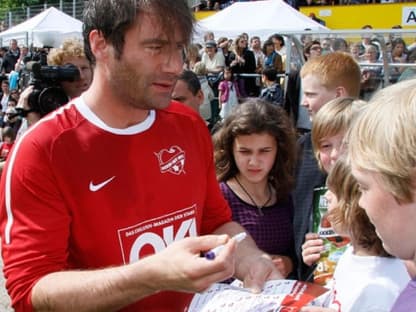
[310,46,322,51]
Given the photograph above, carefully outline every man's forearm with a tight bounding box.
[31,256,160,312]
[30,234,240,311]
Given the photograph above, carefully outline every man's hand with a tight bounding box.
[149,235,238,293]
[240,253,283,293]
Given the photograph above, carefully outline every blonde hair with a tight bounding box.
[312,97,367,171]
[47,38,86,66]
[327,157,390,257]
[348,79,416,203]
[300,52,361,98]
[193,61,207,76]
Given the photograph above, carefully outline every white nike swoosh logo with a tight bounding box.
[89,176,116,192]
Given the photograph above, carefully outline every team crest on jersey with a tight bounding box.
[154,145,186,175]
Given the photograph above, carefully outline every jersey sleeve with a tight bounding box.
[168,101,232,235]
[0,130,71,311]
[201,139,231,234]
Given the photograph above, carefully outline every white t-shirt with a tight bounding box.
[325,246,409,312]
[201,52,225,72]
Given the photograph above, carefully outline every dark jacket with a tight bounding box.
[292,132,326,280]
[1,50,20,74]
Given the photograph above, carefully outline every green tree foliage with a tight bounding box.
[1,1,41,10]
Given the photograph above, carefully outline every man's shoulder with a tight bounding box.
[19,103,79,145]
[164,101,207,126]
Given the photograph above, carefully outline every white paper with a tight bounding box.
[188,279,329,312]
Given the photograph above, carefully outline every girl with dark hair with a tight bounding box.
[213,98,297,278]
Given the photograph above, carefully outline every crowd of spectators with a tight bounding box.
[0,2,416,311]
[184,26,416,131]
[194,0,411,11]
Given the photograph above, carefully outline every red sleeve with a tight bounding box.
[167,101,232,234]
[0,129,70,311]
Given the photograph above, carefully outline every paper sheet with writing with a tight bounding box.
[188,279,329,312]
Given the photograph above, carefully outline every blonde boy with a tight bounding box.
[311,97,366,173]
[348,79,416,311]
[301,97,367,286]
[300,52,361,121]
[293,52,361,280]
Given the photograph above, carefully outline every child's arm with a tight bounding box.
[218,90,223,110]
[218,82,225,107]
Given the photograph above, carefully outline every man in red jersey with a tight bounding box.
[0,1,281,311]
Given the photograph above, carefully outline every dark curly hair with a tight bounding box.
[213,98,297,201]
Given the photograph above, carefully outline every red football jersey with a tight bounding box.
[0,98,231,311]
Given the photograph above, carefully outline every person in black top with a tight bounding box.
[1,39,20,74]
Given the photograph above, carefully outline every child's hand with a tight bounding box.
[302,232,324,267]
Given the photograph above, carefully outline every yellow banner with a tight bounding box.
[300,2,416,30]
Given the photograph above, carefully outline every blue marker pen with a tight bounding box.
[204,232,247,260]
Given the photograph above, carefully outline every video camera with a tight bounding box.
[22,61,80,116]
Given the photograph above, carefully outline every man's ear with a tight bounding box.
[89,29,109,62]
[335,86,348,98]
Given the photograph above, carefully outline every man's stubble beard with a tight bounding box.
[108,62,172,111]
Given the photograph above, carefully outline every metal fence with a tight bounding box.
[188,0,202,7]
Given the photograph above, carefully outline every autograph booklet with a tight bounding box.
[188,279,329,312]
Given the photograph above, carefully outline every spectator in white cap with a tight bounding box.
[201,39,225,74]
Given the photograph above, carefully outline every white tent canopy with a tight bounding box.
[0,7,83,48]
[195,0,329,42]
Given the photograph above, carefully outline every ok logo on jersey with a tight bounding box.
[117,206,197,263]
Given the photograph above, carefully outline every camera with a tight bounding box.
[24,61,80,116]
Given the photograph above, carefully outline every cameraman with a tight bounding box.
[15,39,93,136]
[47,38,93,99]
